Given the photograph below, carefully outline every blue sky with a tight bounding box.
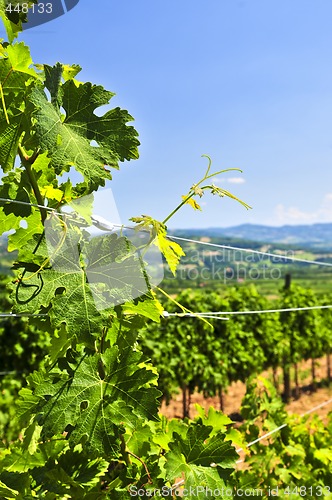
[7,0,332,229]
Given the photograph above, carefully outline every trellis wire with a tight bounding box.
[2,197,332,269]
[0,197,57,213]
[0,313,47,317]
[235,396,332,462]
[163,304,332,320]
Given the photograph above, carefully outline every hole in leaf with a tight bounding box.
[19,220,28,229]
[64,424,75,436]
[80,400,89,412]
[57,166,85,186]
[55,287,66,296]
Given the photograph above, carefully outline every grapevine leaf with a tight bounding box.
[62,63,82,82]
[31,348,161,455]
[0,109,27,172]
[40,185,63,202]
[0,169,42,244]
[14,229,155,344]
[195,405,233,429]
[165,425,237,498]
[28,77,140,190]
[7,209,43,252]
[49,325,72,364]
[44,62,63,109]
[125,422,159,458]
[0,42,39,171]
[313,447,332,465]
[194,405,247,451]
[210,185,251,209]
[166,426,238,471]
[155,229,185,275]
[55,448,109,489]
[122,294,163,322]
[3,42,38,79]
[130,215,185,275]
[1,439,67,472]
[181,468,231,500]
[0,480,18,498]
[181,195,202,211]
[30,448,109,496]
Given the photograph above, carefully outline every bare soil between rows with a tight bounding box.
[161,355,332,422]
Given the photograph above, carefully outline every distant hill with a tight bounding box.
[171,223,332,249]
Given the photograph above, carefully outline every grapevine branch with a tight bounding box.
[162,155,251,225]
[18,144,46,222]
[127,451,152,484]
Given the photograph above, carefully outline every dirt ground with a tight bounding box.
[161,355,332,422]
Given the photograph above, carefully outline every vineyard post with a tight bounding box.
[218,385,224,411]
[327,346,331,385]
[282,273,292,402]
[311,358,317,392]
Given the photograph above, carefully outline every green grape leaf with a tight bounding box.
[181,468,231,500]
[193,406,246,451]
[122,294,163,323]
[0,42,39,171]
[28,77,139,189]
[166,426,238,471]
[30,348,161,454]
[313,447,332,465]
[165,425,237,498]
[124,422,157,458]
[195,405,234,430]
[7,209,43,252]
[181,195,202,211]
[0,480,18,498]
[55,448,109,490]
[130,215,185,275]
[0,169,41,244]
[14,228,157,344]
[0,109,26,172]
[62,63,82,82]
[30,448,109,496]
[1,438,67,472]
[155,228,185,275]
[49,325,72,364]
[3,42,38,79]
